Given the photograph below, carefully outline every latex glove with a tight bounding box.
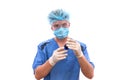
[66,38,83,58]
[49,47,68,66]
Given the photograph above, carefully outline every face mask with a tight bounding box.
[53,27,69,39]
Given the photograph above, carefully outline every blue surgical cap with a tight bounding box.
[48,9,70,25]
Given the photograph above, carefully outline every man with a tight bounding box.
[32,9,95,80]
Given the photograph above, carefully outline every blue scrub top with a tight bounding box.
[32,38,94,80]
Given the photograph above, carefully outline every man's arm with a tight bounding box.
[34,60,52,80]
[34,47,68,80]
[66,38,94,79]
[77,52,94,79]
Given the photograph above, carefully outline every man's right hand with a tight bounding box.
[49,47,68,66]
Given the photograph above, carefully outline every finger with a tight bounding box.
[58,57,67,60]
[56,47,64,52]
[66,43,76,46]
[58,50,68,54]
[66,40,76,45]
[57,54,68,58]
[67,45,75,50]
[67,38,76,42]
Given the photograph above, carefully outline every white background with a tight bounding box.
[0,0,120,80]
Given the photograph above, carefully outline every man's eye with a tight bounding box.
[62,23,67,27]
[54,25,59,27]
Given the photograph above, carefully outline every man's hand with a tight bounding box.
[66,38,83,58]
[49,47,68,66]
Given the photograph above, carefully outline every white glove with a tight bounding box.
[49,47,68,66]
[66,38,83,58]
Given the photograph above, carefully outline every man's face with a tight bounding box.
[51,20,70,31]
